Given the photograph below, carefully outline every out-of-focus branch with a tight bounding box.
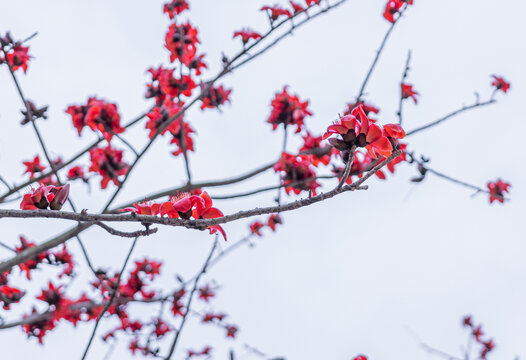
[398,49,412,125]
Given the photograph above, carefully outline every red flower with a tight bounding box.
[267,214,283,231]
[163,0,189,19]
[487,179,510,204]
[22,308,57,343]
[353,356,368,360]
[20,184,70,211]
[324,105,400,159]
[344,101,380,117]
[260,5,292,21]
[6,44,31,73]
[170,119,195,156]
[250,221,265,236]
[200,84,232,110]
[233,29,263,44]
[383,0,412,23]
[226,325,238,338]
[0,285,25,309]
[305,0,322,5]
[202,312,226,323]
[268,86,312,133]
[274,153,320,195]
[299,132,335,167]
[462,315,473,327]
[183,53,207,75]
[198,285,215,302]
[401,83,419,103]
[160,192,204,219]
[122,201,161,216]
[65,97,124,141]
[37,282,66,307]
[491,75,510,93]
[66,166,87,182]
[89,145,129,189]
[23,155,46,179]
[145,99,185,139]
[153,318,171,337]
[165,22,199,63]
[290,1,305,13]
[188,346,212,357]
[159,68,197,98]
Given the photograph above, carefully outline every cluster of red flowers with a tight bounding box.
[88,145,129,189]
[324,105,405,159]
[65,97,124,141]
[487,179,510,204]
[250,214,283,236]
[66,165,88,182]
[200,84,232,110]
[20,184,70,211]
[122,189,226,240]
[274,153,320,195]
[267,86,312,133]
[14,236,74,280]
[201,311,238,339]
[0,271,25,310]
[0,32,31,73]
[491,75,510,93]
[299,132,336,167]
[383,0,413,23]
[462,316,496,359]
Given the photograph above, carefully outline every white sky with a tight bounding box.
[0,0,525,359]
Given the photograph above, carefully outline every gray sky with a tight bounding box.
[0,0,525,359]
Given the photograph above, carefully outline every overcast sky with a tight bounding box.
[0,0,525,359]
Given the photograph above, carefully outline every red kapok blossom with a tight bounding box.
[226,325,238,338]
[491,75,510,93]
[65,97,124,141]
[6,44,31,73]
[23,155,46,179]
[89,145,129,189]
[122,201,161,216]
[153,318,171,337]
[344,101,380,117]
[250,221,265,236]
[159,68,197,98]
[290,1,305,13]
[487,179,510,204]
[188,346,212,357]
[324,105,399,159]
[401,83,419,103]
[145,99,185,139]
[163,0,189,19]
[170,119,196,156]
[268,86,312,133]
[353,356,368,360]
[165,21,199,63]
[0,285,24,309]
[66,166,87,182]
[202,312,226,323]
[198,284,215,302]
[160,192,205,219]
[233,29,262,44]
[200,84,232,110]
[305,0,322,5]
[299,132,335,167]
[183,53,207,75]
[20,184,70,211]
[273,152,320,195]
[383,0,412,23]
[267,214,283,231]
[260,5,292,21]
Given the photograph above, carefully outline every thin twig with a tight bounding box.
[398,49,412,125]
[406,99,496,136]
[336,146,356,190]
[356,4,409,102]
[93,221,158,238]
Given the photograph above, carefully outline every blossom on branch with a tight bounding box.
[163,0,190,19]
[487,179,510,204]
[4,44,31,73]
[233,29,262,44]
[260,5,292,21]
[89,145,129,189]
[401,83,419,103]
[491,75,510,93]
[267,86,312,133]
[20,184,70,211]
[274,152,320,195]
[23,155,46,179]
[165,21,199,63]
